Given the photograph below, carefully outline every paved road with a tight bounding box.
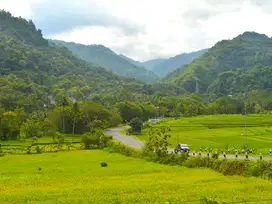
[106,127,272,161]
[105,127,145,149]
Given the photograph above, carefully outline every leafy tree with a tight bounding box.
[144,126,171,156]
[129,117,143,133]
[117,101,142,122]
[21,119,43,138]
[81,129,109,149]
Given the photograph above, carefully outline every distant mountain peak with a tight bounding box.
[237,31,270,40]
[51,40,158,83]
[150,48,209,77]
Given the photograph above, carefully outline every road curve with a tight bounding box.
[106,127,272,161]
[105,127,145,149]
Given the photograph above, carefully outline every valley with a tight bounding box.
[1,8,272,204]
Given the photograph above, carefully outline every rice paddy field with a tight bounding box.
[135,114,272,155]
[1,150,272,204]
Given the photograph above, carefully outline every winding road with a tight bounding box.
[106,127,272,161]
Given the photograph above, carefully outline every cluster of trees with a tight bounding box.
[0,102,122,141]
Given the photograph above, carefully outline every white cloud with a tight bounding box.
[1,0,272,61]
[0,0,43,18]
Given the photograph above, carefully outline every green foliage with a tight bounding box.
[0,10,48,46]
[106,140,142,157]
[100,162,107,167]
[81,132,100,149]
[117,101,143,122]
[0,10,155,112]
[0,109,25,140]
[145,126,171,156]
[129,117,143,133]
[81,129,111,149]
[21,119,43,138]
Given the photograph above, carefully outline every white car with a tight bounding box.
[174,144,190,153]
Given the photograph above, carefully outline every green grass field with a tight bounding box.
[134,114,272,154]
[1,150,272,203]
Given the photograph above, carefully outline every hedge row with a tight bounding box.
[106,141,272,179]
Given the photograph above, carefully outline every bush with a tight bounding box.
[101,162,108,167]
[82,133,99,149]
[36,145,42,154]
[212,153,219,159]
[107,140,142,157]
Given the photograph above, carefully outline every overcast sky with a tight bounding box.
[1,0,272,61]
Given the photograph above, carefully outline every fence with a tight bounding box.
[0,142,83,155]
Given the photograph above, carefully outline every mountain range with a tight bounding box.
[1,9,272,107]
[51,40,208,82]
[51,40,158,83]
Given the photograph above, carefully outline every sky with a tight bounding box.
[1,0,272,61]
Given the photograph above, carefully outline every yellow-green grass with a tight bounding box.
[1,150,272,203]
[135,114,272,154]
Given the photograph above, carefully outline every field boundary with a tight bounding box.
[0,142,83,155]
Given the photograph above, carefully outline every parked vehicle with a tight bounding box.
[174,144,190,153]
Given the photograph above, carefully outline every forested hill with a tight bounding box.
[151,48,208,77]
[0,10,153,112]
[0,11,48,46]
[50,40,158,83]
[164,32,272,96]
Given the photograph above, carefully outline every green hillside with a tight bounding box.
[0,10,151,111]
[165,32,272,95]
[151,48,208,77]
[51,40,158,83]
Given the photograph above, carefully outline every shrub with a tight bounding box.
[101,162,108,167]
[27,146,31,154]
[107,140,142,157]
[82,133,99,149]
[212,153,219,159]
[36,145,42,154]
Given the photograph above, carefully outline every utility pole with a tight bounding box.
[244,85,250,153]
[244,102,248,153]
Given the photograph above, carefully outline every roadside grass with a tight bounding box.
[133,114,272,155]
[1,150,272,203]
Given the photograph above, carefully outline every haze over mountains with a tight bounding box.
[51,40,158,83]
[51,39,208,81]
